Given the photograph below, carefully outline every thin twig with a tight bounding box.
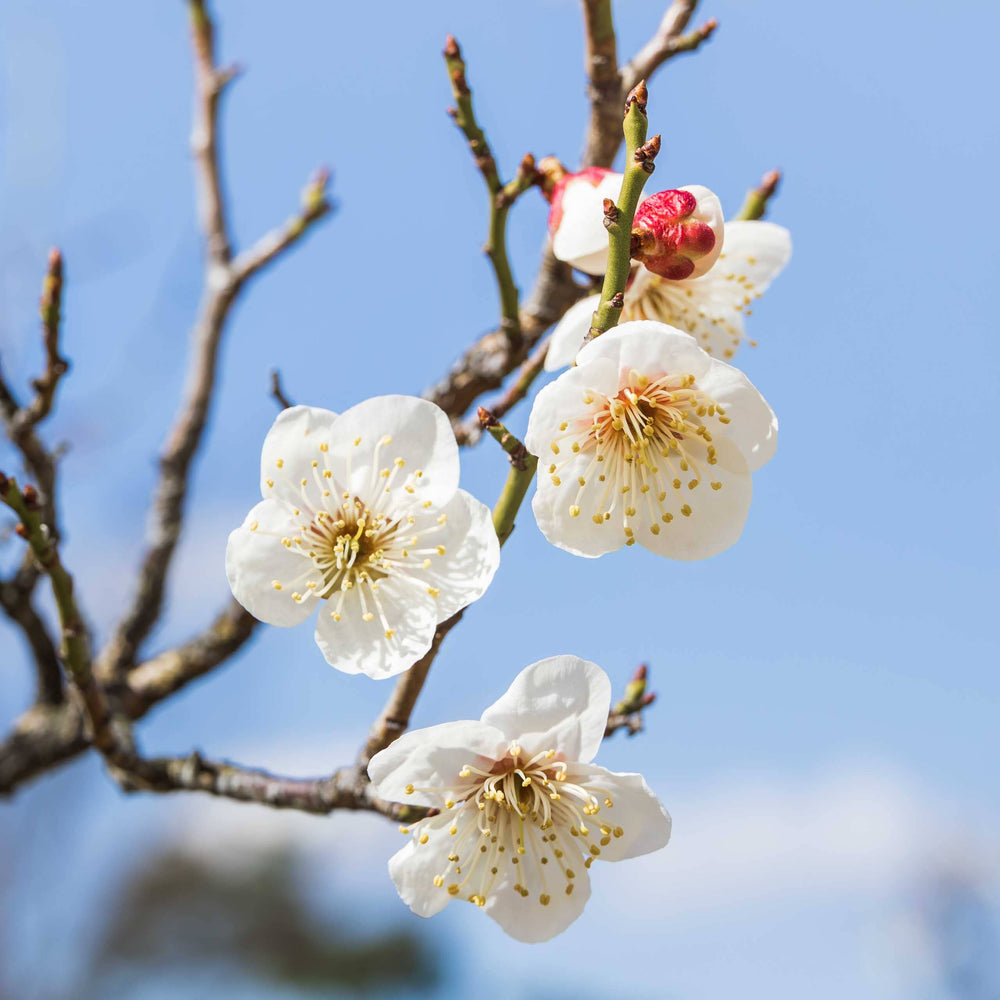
[269,369,294,410]
[735,168,782,221]
[581,0,623,171]
[443,36,537,340]
[0,578,63,705]
[622,1,718,97]
[97,0,331,683]
[453,338,550,446]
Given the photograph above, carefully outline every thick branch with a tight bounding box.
[581,0,624,171]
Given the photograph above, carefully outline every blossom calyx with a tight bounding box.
[631,184,724,280]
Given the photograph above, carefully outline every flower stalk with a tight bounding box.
[588,82,659,339]
[478,408,539,545]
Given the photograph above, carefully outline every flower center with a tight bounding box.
[402,744,623,910]
[546,369,730,542]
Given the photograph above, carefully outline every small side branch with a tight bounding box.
[604,664,657,738]
[99,0,331,682]
[269,369,294,410]
[622,1,718,97]
[736,168,782,221]
[0,578,63,705]
[444,36,537,341]
[453,338,550,445]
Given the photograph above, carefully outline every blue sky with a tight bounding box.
[1,1,998,997]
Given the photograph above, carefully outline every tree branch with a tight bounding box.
[581,0,623,171]
[622,2,718,97]
[97,0,331,683]
[0,577,63,705]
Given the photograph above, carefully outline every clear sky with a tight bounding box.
[1,1,998,998]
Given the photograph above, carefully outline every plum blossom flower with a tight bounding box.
[368,655,671,942]
[527,321,776,560]
[226,396,500,679]
[545,220,792,368]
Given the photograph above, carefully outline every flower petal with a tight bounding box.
[314,575,438,678]
[259,405,339,505]
[368,720,506,808]
[637,435,752,560]
[544,295,600,371]
[530,463,625,558]
[717,220,792,294]
[551,171,624,275]
[570,764,672,861]
[483,837,592,942]
[225,499,317,626]
[480,655,612,763]
[405,489,500,620]
[387,814,462,919]
[575,320,711,381]
[697,357,778,471]
[325,396,460,510]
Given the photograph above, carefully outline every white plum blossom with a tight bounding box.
[226,396,500,679]
[546,220,792,369]
[368,655,671,942]
[527,321,776,561]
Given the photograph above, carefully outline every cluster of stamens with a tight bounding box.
[251,434,449,638]
[547,369,731,542]
[627,250,763,358]
[401,743,622,909]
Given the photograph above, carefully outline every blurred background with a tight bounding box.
[1,0,998,997]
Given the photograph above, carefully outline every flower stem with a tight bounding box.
[736,168,782,221]
[478,409,539,545]
[444,37,537,337]
[588,81,659,339]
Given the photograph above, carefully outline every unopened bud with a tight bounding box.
[631,184,724,280]
[22,484,40,510]
[625,80,648,116]
[536,156,568,201]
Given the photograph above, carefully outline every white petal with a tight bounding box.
[325,395,460,510]
[570,764,672,861]
[524,357,619,461]
[544,295,600,371]
[314,576,438,679]
[576,320,712,381]
[368,720,506,808]
[678,183,725,278]
[530,466,625,559]
[225,499,316,627]
[259,405,338,505]
[405,489,500,620]
[551,171,625,276]
[483,837,592,942]
[638,436,753,560]
[717,220,792,293]
[697,357,778,471]
[387,814,461,918]
[480,655,612,763]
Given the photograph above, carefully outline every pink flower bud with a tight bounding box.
[631,184,724,280]
[548,167,624,276]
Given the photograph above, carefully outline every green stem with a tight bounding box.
[589,83,657,338]
[0,475,117,751]
[478,410,539,545]
[444,37,536,336]
[736,169,782,221]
